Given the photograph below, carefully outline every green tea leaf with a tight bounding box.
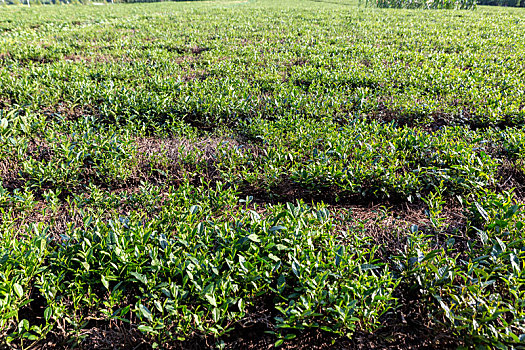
[13,283,23,299]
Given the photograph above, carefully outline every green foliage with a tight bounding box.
[0,184,399,345]
[0,0,525,348]
[21,126,137,191]
[0,225,50,343]
[393,192,525,347]
[366,0,476,9]
[0,1,524,129]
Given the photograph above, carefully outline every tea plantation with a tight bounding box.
[0,0,524,348]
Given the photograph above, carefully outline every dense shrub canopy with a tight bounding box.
[0,0,524,348]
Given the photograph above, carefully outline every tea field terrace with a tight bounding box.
[0,0,525,348]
